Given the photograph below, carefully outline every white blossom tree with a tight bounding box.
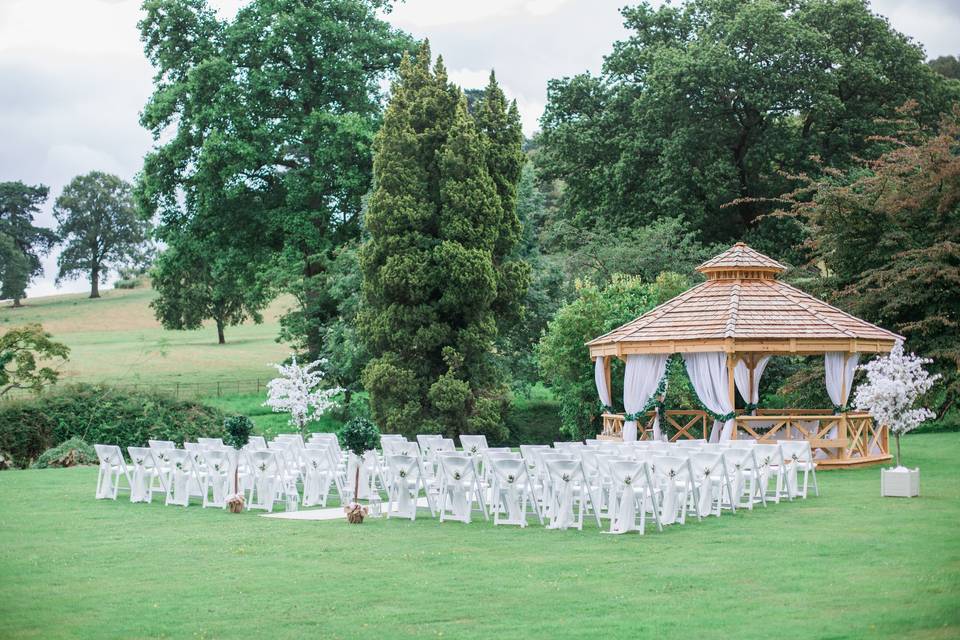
[852,341,941,468]
[265,356,342,434]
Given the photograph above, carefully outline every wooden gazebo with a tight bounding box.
[587,243,900,468]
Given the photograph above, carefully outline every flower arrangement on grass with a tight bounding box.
[339,417,381,524]
[264,355,342,435]
[852,340,940,468]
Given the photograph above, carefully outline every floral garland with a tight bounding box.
[623,371,669,421]
[744,402,759,413]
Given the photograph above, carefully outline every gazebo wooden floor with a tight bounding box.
[599,409,892,470]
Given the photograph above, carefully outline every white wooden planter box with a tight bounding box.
[881,467,920,498]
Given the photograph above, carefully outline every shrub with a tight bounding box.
[113,278,141,289]
[31,438,97,469]
[338,417,380,456]
[223,415,254,448]
[0,383,226,467]
[503,398,563,446]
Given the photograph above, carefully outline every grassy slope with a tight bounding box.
[0,285,292,385]
[1,432,957,640]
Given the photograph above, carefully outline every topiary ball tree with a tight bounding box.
[339,417,381,506]
[223,415,254,449]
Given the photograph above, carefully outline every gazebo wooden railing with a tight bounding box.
[599,410,889,468]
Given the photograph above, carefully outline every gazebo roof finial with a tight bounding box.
[695,242,788,279]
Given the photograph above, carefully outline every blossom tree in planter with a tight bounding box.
[265,355,342,435]
[852,340,940,469]
[339,417,381,523]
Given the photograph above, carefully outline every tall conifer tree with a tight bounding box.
[360,43,529,439]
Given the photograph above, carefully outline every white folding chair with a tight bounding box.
[302,448,337,507]
[127,446,165,503]
[489,457,542,527]
[544,458,601,531]
[94,444,132,500]
[722,446,763,510]
[779,441,818,499]
[164,449,198,507]
[200,448,233,508]
[246,450,282,512]
[689,452,736,518]
[437,454,487,524]
[751,444,786,504]
[385,454,434,520]
[650,455,697,525]
[607,459,661,535]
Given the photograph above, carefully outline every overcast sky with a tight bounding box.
[2,0,957,298]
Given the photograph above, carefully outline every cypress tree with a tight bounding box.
[359,42,528,440]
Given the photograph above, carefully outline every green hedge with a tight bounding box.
[503,398,564,446]
[0,384,226,468]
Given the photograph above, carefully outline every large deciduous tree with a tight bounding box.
[53,172,151,298]
[776,103,960,418]
[0,324,70,398]
[0,182,56,307]
[136,0,412,358]
[539,0,958,251]
[150,237,271,344]
[359,43,530,440]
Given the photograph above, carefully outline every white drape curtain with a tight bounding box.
[623,354,669,442]
[683,352,735,442]
[824,352,860,444]
[825,352,859,409]
[733,356,771,415]
[594,357,611,409]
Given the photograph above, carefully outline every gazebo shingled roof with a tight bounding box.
[588,243,902,357]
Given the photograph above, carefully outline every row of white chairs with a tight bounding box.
[94,433,818,536]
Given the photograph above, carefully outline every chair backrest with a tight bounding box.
[245,436,268,449]
[778,440,811,463]
[753,443,783,467]
[201,448,232,475]
[610,459,651,488]
[727,439,757,448]
[386,454,421,483]
[148,440,174,450]
[380,434,407,445]
[94,444,124,467]
[198,437,225,448]
[166,448,194,472]
[383,440,420,458]
[545,458,583,486]
[438,454,476,485]
[459,435,489,454]
[490,457,527,487]
[435,438,456,453]
[690,451,725,479]
[303,448,333,474]
[248,450,280,476]
[415,434,443,457]
[127,446,156,469]
[723,447,755,471]
[651,455,690,482]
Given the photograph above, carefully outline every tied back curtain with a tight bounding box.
[825,352,860,409]
[683,352,735,442]
[623,354,669,442]
[594,357,611,409]
[733,356,771,415]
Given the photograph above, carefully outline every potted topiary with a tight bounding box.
[223,415,255,513]
[852,341,940,498]
[339,417,381,523]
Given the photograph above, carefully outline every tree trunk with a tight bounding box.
[895,433,902,468]
[89,266,100,299]
[215,317,226,345]
[11,297,22,308]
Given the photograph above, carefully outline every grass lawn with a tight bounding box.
[0,285,292,386]
[1,433,957,639]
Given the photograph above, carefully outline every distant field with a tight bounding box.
[0,284,293,385]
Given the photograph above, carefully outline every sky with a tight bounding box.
[1,0,958,298]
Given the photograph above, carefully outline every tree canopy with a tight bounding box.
[53,171,151,298]
[136,0,412,356]
[538,0,959,252]
[0,182,56,307]
[0,324,70,398]
[359,43,529,440]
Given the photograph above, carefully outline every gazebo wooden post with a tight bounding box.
[603,356,612,407]
[747,354,756,415]
[726,353,736,440]
[838,351,850,463]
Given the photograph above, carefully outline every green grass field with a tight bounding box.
[1,432,958,639]
[0,285,292,386]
